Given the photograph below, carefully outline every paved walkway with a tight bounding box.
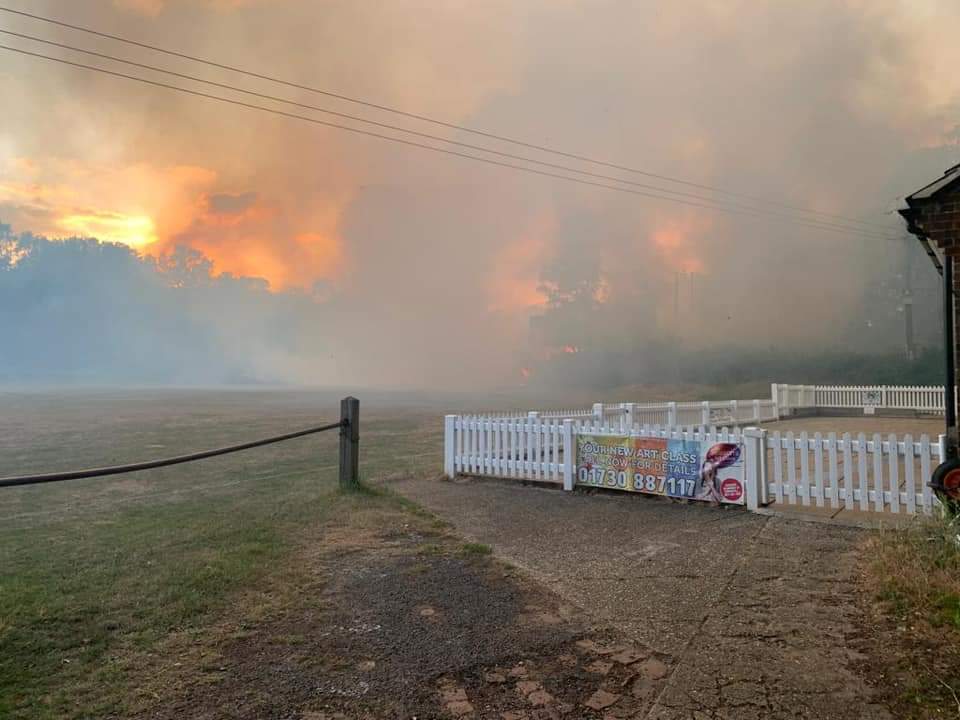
[389,476,889,719]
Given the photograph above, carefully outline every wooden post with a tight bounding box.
[339,396,359,490]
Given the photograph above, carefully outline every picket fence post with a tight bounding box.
[592,403,604,421]
[701,401,710,426]
[668,402,678,427]
[743,427,767,510]
[444,415,456,478]
[562,419,575,491]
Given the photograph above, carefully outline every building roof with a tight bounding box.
[902,163,960,205]
[898,165,960,274]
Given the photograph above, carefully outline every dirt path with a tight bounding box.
[130,491,681,719]
[389,476,890,719]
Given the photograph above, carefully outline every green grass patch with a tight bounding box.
[459,542,493,556]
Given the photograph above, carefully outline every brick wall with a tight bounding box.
[919,186,960,397]
[918,187,960,255]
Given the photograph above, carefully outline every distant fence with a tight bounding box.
[443,413,944,517]
[773,383,947,416]
[475,400,778,429]
[470,385,950,431]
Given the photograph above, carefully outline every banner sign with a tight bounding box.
[576,434,745,504]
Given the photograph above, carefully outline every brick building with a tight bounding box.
[900,163,960,270]
[900,163,960,452]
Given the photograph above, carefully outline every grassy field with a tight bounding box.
[3,386,955,718]
[0,389,444,719]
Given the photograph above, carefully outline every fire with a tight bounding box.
[520,367,531,380]
[562,345,579,354]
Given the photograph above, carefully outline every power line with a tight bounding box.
[0,29,896,239]
[0,43,902,241]
[0,4,897,233]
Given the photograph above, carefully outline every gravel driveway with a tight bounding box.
[389,476,889,719]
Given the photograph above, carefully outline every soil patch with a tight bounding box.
[133,490,671,719]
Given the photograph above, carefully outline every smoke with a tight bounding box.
[1,0,960,388]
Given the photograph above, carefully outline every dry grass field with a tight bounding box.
[0,389,447,718]
[2,388,957,718]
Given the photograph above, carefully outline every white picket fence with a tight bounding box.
[468,384,948,434]
[471,399,779,429]
[765,430,941,515]
[443,415,943,516]
[446,415,571,486]
[773,383,946,415]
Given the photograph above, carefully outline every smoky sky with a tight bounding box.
[207,191,258,215]
[1,0,959,388]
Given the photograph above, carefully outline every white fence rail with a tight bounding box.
[444,415,943,517]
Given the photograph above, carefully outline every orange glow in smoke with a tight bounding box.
[58,212,158,249]
[487,213,553,313]
[1,158,347,291]
[151,191,347,290]
[651,219,707,274]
